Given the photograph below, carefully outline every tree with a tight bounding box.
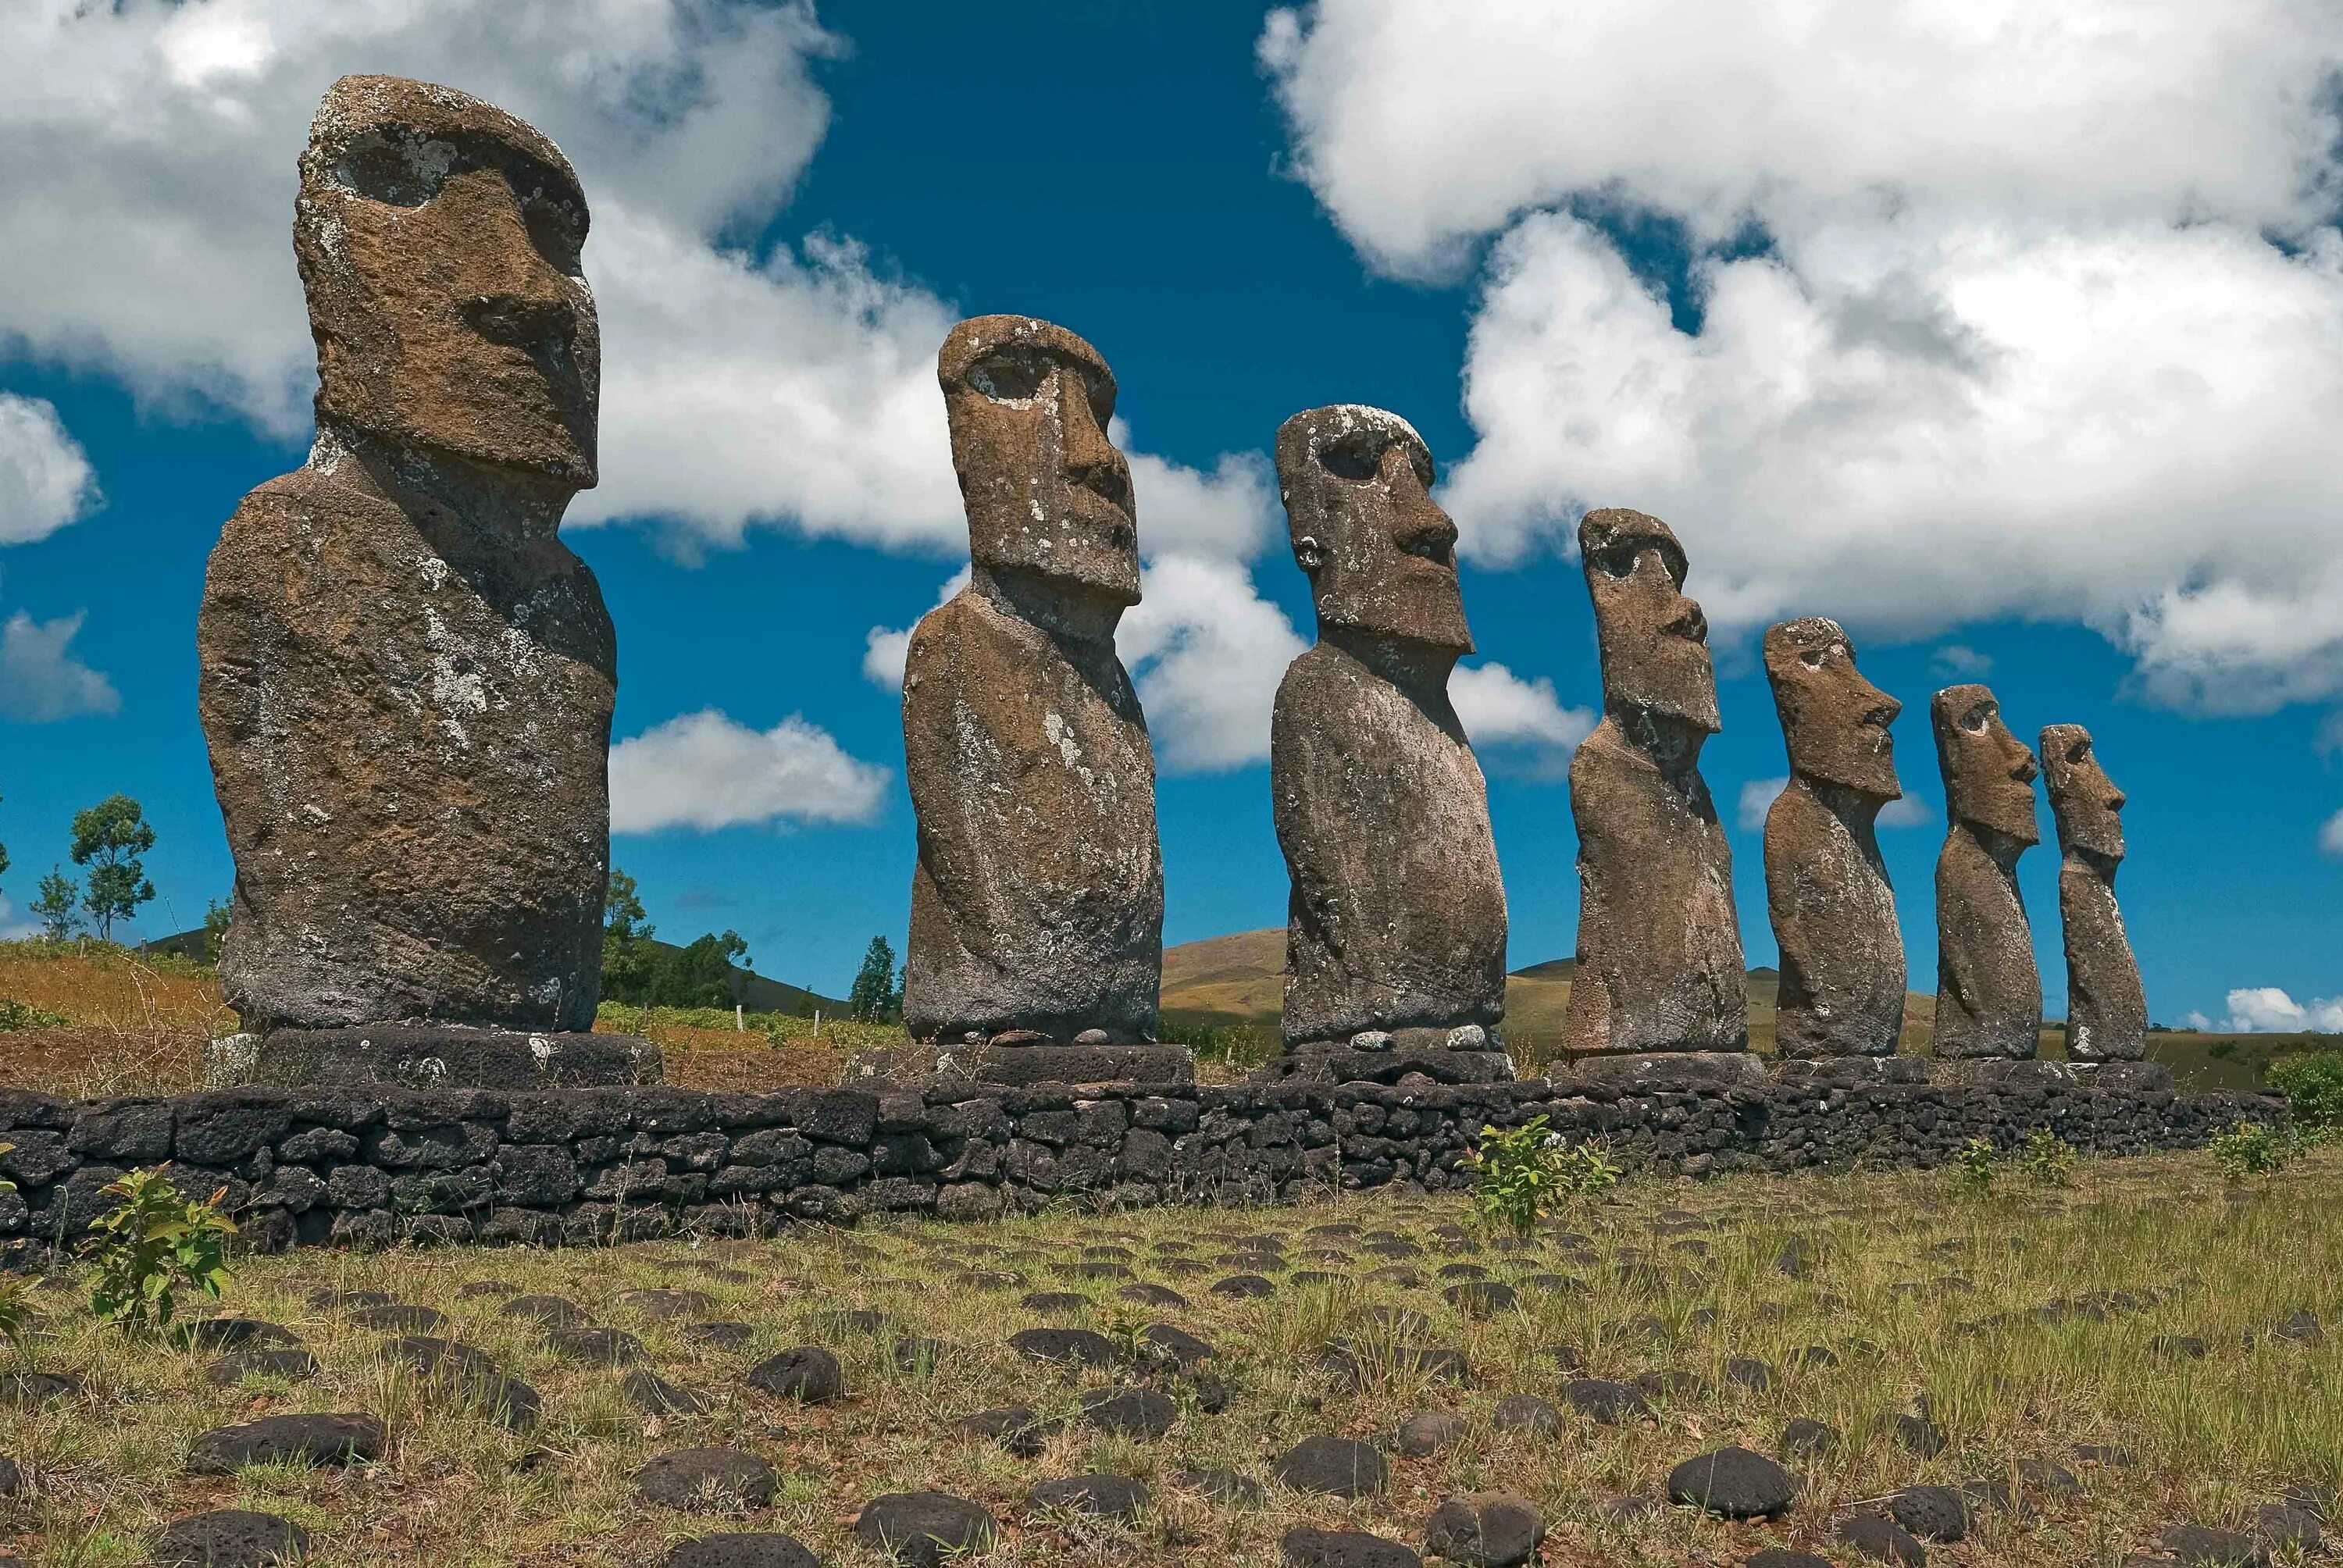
[201,898,233,963]
[32,868,80,940]
[600,867,658,1004]
[69,795,156,942]
[850,935,902,1022]
[654,931,748,1009]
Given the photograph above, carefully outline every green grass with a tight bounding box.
[3,1147,2339,1565]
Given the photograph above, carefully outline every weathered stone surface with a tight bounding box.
[633,1448,778,1513]
[1423,1492,1546,1568]
[152,1510,310,1568]
[248,1026,657,1089]
[1561,509,1746,1057]
[853,1491,997,1567]
[1929,685,2042,1059]
[1270,406,1506,1057]
[1763,618,1906,1057]
[2042,723,2147,1062]
[198,75,617,1043]
[901,315,1164,1049]
[661,1534,819,1568]
[188,1413,385,1474]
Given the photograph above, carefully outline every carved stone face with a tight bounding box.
[1275,404,1471,654]
[940,315,1139,608]
[1580,508,1718,731]
[296,76,598,486]
[1763,617,1901,799]
[1933,683,2039,843]
[2040,722,2126,860]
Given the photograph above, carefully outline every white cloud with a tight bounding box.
[1736,776,1788,833]
[1115,422,1281,561]
[0,895,34,942]
[1450,660,1592,775]
[1264,0,2343,715]
[1878,794,1935,829]
[863,566,970,692]
[608,708,889,833]
[1931,645,1994,679]
[2213,986,2343,1034]
[1262,1,2343,280]
[1118,554,1308,774]
[2321,807,2343,857]
[0,394,98,545]
[0,609,119,722]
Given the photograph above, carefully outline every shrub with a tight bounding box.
[2210,1121,2302,1185]
[85,1167,237,1333]
[0,1274,28,1343]
[2020,1128,2077,1187]
[0,997,68,1031]
[2266,1052,2343,1133]
[1465,1116,1617,1238]
[1953,1135,1997,1194]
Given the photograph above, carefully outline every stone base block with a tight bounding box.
[1560,1051,1771,1092]
[1770,1056,1931,1087]
[1927,1057,2170,1092]
[239,1025,663,1090]
[1261,1048,1517,1086]
[2068,1060,2174,1092]
[846,1039,1194,1087]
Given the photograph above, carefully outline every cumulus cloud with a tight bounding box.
[1878,794,1934,829]
[1736,776,1788,833]
[0,609,120,722]
[2209,986,2343,1034]
[1264,0,2343,714]
[862,567,970,691]
[609,709,889,833]
[1931,645,1994,679]
[0,394,98,545]
[1118,554,1309,774]
[1450,660,1592,775]
[2321,807,2343,857]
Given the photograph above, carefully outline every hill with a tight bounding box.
[138,930,849,1018]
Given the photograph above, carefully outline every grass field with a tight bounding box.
[1,1146,2336,1566]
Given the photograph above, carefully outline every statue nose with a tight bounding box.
[1054,370,1130,508]
[2107,789,2127,813]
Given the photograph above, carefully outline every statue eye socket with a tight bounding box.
[968,351,1047,402]
[1799,649,1827,669]
[333,128,452,207]
[521,194,584,276]
[1317,433,1385,481]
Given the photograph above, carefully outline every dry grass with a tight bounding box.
[2,1148,2338,1566]
[0,943,230,1099]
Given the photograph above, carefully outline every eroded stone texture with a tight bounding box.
[1268,406,1507,1070]
[901,316,1164,1046]
[1761,618,1906,1058]
[2041,723,2146,1062]
[198,77,616,1039]
[1929,685,2042,1060]
[1561,510,1746,1057]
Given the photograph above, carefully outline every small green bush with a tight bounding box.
[2210,1121,2302,1184]
[1953,1135,1998,1194]
[2266,1052,2343,1132]
[0,997,68,1031]
[85,1167,237,1333]
[0,1274,29,1343]
[2020,1127,2077,1187]
[1465,1116,1617,1238]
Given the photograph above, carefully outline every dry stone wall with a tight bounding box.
[0,1076,2274,1257]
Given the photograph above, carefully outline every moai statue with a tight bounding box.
[1560,509,1750,1072]
[1762,618,1910,1066]
[1928,685,2042,1061]
[2040,724,2148,1062]
[1266,405,1511,1084]
[196,76,655,1089]
[898,315,1184,1085]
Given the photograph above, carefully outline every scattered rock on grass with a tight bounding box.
[661,1533,820,1568]
[1491,1394,1560,1435]
[1423,1491,1546,1567]
[1010,1327,1119,1367]
[954,1406,1061,1456]
[1599,1495,1658,1524]
[623,1369,715,1417]
[1021,1291,1087,1313]
[1668,1447,1797,1519]
[1781,1418,1842,1459]
[382,1337,541,1431]
[1838,1512,1928,1566]
[1397,1409,1468,1457]
[1029,1474,1150,1523]
[189,1413,385,1474]
[1176,1467,1264,1507]
[544,1326,647,1366]
[1275,1434,1390,1497]
[1119,1283,1188,1309]
[0,1372,80,1407]
[179,1318,299,1353]
[634,1448,778,1513]
[2157,1523,2263,1566]
[351,1303,447,1334]
[0,1456,21,1497]
[852,1491,997,1568]
[2016,1458,2081,1494]
[1212,1274,1275,1299]
[686,1321,756,1352]
[620,1288,715,1320]
[1727,1356,1777,1392]
[1282,1525,1423,1568]
[1079,1385,1177,1438]
[501,1295,594,1329]
[151,1509,309,1568]
[1562,1378,1648,1424]
[205,1349,319,1385]
[1879,1413,1948,1457]
[746,1345,843,1402]
[1747,1552,1835,1568]
[1888,1486,1973,1543]
[1443,1281,1517,1317]
[1139,1324,1215,1367]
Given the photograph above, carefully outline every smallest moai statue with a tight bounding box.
[1928,684,2042,1061]
[1761,618,1907,1063]
[2040,724,2148,1062]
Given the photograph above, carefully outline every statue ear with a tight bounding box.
[1294,535,1325,574]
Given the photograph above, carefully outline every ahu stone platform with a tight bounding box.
[0,1072,2275,1256]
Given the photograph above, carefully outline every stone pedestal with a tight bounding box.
[219,1025,662,1091]
[1261,1047,1515,1086]
[1768,1056,1930,1088]
[1561,1052,1770,1093]
[847,1038,1192,1088]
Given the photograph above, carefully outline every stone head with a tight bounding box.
[1763,617,1901,799]
[1275,404,1471,654]
[1579,508,1718,731]
[2039,722,2126,861]
[939,315,1139,608]
[1932,683,2039,844]
[295,75,598,488]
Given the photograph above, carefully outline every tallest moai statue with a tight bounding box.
[198,77,654,1086]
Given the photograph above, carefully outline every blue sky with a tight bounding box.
[0,0,2338,1031]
